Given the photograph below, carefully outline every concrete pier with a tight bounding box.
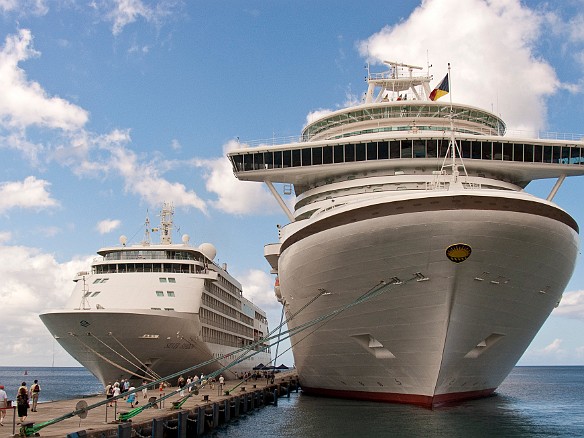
[1,372,298,438]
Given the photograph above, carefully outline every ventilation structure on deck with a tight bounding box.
[351,334,395,359]
[464,333,505,359]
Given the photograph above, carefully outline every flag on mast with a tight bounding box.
[429,73,449,101]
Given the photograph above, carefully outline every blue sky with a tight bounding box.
[1,0,583,369]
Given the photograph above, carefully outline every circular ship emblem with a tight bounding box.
[446,243,472,263]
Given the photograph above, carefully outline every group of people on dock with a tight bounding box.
[0,379,41,425]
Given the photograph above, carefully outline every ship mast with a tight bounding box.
[159,202,174,244]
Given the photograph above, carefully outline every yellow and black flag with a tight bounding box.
[429,73,449,101]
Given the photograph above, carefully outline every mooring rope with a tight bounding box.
[23,275,409,435]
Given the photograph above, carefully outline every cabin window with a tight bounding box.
[93,279,102,284]
[159,278,167,283]
[167,291,175,297]
[91,291,101,297]
[156,291,164,297]
[168,278,176,283]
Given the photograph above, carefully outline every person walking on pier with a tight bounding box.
[30,379,41,412]
[16,386,29,423]
[0,385,8,426]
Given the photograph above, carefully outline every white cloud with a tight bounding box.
[238,268,280,310]
[0,0,47,15]
[0,244,92,365]
[103,0,178,35]
[553,290,584,319]
[357,0,566,132]
[0,176,59,214]
[96,219,122,234]
[0,231,12,243]
[0,29,89,131]
[195,139,278,216]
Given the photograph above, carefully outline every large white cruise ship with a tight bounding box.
[40,203,271,386]
[227,62,584,407]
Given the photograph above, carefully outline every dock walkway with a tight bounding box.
[1,372,297,437]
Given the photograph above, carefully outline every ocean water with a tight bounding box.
[211,366,584,437]
[1,366,583,436]
[0,367,103,402]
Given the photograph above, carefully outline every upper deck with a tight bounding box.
[228,131,584,187]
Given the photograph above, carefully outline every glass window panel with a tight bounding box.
[471,141,481,159]
[334,145,344,163]
[312,147,323,165]
[390,141,400,158]
[274,151,282,168]
[561,146,570,164]
[323,146,333,164]
[543,146,552,163]
[481,141,491,159]
[345,144,355,162]
[552,146,561,163]
[292,149,301,167]
[244,154,253,170]
[283,150,292,167]
[367,142,377,160]
[301,148,311,166]
[503,143,512,161]
[356,143,366,161]
[438,139,449,158]
[524,144,534,162]
[254,152,264,169]
[232,155,244,172]
[378,141,389,159]
[264,151,273,169]
[427,139,437,158]
[534,145,543,162]
[401,140,412,158]
[413,140,426,158]
[460,140,471,158]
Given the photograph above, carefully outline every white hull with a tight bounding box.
[41,309,269,385]
[278,194,578,406]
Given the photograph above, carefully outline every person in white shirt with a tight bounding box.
[0,385,8,426]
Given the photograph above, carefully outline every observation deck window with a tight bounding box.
[514,144,524,162]
[292,149,301,167]
[378,141,389,159]
[334,145,343,163]
[367,142,378,160]
[302,148,312,166]
[345,144,355,162]
[283,150,292,168]
[503,143,512,161]
[390,141,400,159]
[413,140,426,158]
[274,150,282,168]
[543,146,552,163]
[356,143,366,161]
[427,140,437,158]
[323,146,333,164]
[312,147,323,165]
[401,140,413,158]
[524,144,534,162]
[472,141,482,159]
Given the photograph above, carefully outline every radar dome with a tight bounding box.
[199,243,217,260]
[182,234,190,245]
[119,235,128,246]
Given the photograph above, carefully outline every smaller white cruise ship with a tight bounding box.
[40,203,271,386]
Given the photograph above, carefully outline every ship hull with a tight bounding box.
[278,195,578,408]
[40,309,269,386]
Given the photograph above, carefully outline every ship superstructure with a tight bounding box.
[40,203,271,386]
[227,62,584,407]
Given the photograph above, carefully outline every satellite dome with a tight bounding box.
[182,234,190,245]
[119,235,128,246]
[199,243,217,260]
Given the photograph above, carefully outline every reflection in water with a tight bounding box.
[213,367,584,437]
